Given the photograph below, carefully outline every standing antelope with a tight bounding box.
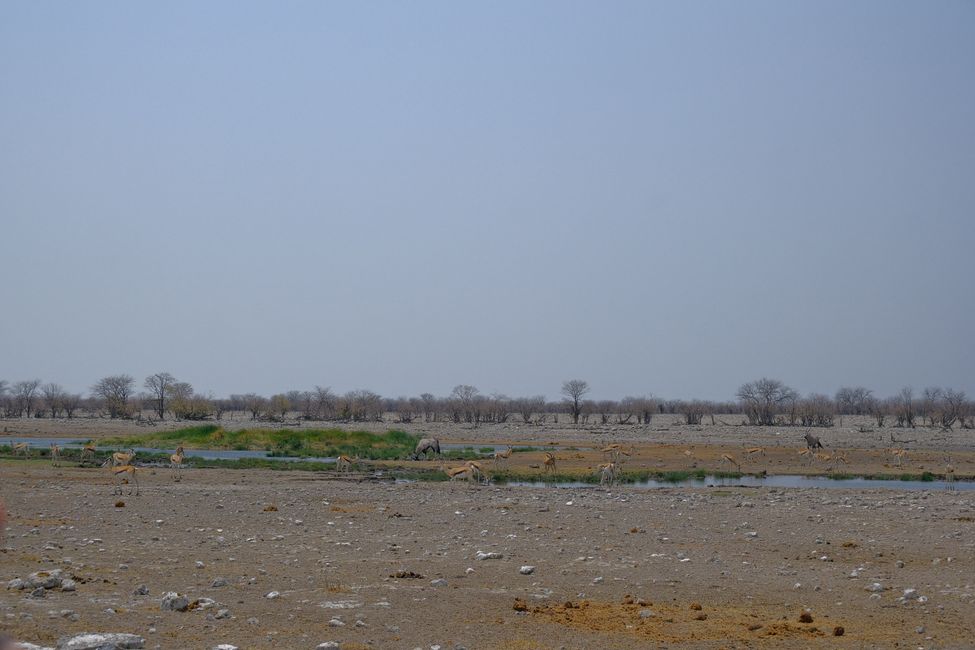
[110,449,135,467]
[335,454,354,473]
[50,443,61,467]
[798,448,814,466]
[542,452,557,474]
[598,462,618,486]
[803,432,824,450]
[80,443,96,465]
[945,456,956,491]
[112,464,139,495]
[745,447,766,458]
[445,463,479,484]
[888,448,907,467]
[12,442,30,459]
[493,446,513,468]
[170,446,185,481]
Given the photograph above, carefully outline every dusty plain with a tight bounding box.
[2,416,974,649]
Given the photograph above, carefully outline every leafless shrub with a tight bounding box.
[834,386,873,415]
[798,393,835,427]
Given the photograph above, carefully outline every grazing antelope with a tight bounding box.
[745,447,766,458]
[493,446,513,468]
[542,452,557,474]
[721,453,740,472]
[413,437,441,460]
[11,442,30,459]
[80,443,96,465]
[803,432,824,450]
[798,448,814,465]
[601,444,633,465]
[50,443,61,467]
[335,454,354,473]
[112,465,139,495]
[170,446,185,481]
[598,462,619,486]
[945,456,956,491]
[445,464,476,484]
[466,460,487,484]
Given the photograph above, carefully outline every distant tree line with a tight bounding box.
[0,376,971,430]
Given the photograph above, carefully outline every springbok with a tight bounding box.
[109,449,135,467]
[50,443,61,467]
[413,438,441,460]
[598,462,619,486]
[885,447,908,467]
[80,443,96,465]
[170,446,185,481]
[445,463,481,484]
[798,448,814,466]
[12,442,30,459]
[745,447,766,458]
[721,453,740,472]
[493,446,513,468]
[335,454,355,473]
[945,456,956,491]
[112,465,139,495]
[542,452,557,474]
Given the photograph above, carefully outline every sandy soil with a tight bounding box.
[2,461,974,649]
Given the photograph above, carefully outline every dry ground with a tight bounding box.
[2,460,974,649]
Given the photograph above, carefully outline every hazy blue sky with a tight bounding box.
[1,1,973,400]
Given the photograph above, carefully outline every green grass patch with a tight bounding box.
[99,426,420,460]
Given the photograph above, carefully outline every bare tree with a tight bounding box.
[865,395,888,427]
[91,375,136,418]
[269,394,291,420]
[892,387,916,428]
[144,372,176,420]
[243,393,266,420]
[314,386,335,420]
[940,389,966,430]
[834,386,873,415]
[514,395,545,423]
[451,385,480,423]
[12,379,43,418]
[62,393,82,418]
[41,382,66,418]
[736,378,798,426]
[677,399,708,425]
[798,393,835,427]
[561,379,590,424]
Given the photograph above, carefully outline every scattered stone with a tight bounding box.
[430,579,448,587]
[210,577,228,588]
[133,585,149,596]
[160,592,190,612]
[639,609,654,619]
[865,583,885,593]
[316,643,340,649]
[328,618,345,627]
[519,566,536,575]
[799,611,814,624]
[265,591,280,599]
[215,608,231,620]
[390,570,424,579]
[213,646,238,650]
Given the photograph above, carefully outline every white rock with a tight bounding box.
[519,566,536,575]
[160,592,189,612]
[265,591,280,599]
[316,644,340,650]
[475,551,502,560]
[865,583,885,593]
[56,632,145,649]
